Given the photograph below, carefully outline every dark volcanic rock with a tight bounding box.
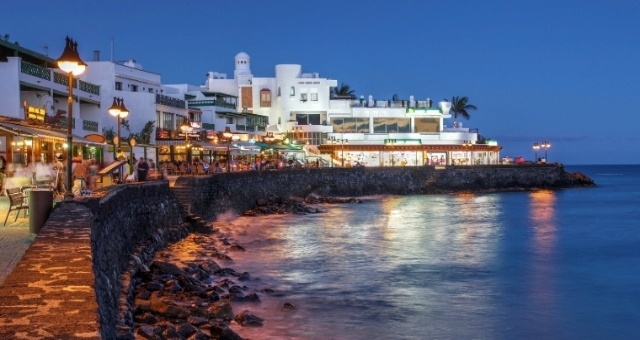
[234,310,264,327]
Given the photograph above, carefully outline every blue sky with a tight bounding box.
[2,0,639,165]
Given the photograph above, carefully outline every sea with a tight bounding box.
[193,165,640,340]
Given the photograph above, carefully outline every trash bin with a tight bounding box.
[28,188,54,234]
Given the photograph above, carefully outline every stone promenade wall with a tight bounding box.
[175,163,590,220]
[0,181,185,340]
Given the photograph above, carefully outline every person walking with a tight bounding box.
[136,157,149,181]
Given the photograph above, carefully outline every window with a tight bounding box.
[162,112,174,130]
[131,84,138,92]
[373,118,411,133]
[300,93,308,102]
[148,88,154,93]
[115,82,122,91]
[290,86,295,96]
[277,87,281,97]
[295,114,321,125]
[260,89,272,107]
[332,118,370,133]
[310,92,318,101]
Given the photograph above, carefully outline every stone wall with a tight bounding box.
[0,181,186,339]
[175,163,592,220]
[86,182,186,339]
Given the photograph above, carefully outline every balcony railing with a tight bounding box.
[21,61,51,80]
[83,120,99,132]
[79,80,100,95]
[188,99,237,110]
[156,94,186,109]
[20,61,100,96]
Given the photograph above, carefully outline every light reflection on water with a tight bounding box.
[225,194,511,339]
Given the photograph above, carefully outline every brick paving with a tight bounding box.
[0,201,99,339]
[0,196,34,286]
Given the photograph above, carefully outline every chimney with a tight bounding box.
[93,50,100,61]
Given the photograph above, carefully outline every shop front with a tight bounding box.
[0,121,105,191]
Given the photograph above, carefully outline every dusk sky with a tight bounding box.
[2,0,639,165]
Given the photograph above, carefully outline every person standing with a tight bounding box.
[137,157,149,181]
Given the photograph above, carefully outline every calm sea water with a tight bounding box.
[216,165,640,340]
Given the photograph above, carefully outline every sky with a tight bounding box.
[2,0,639,165]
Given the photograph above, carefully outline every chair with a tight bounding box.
[4,187,29,226]
[176,164,186,176]
[196,164,205,176]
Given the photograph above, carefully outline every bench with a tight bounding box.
[3,187,29,226]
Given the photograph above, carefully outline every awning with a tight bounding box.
[156,139,187,146]
[0,122,105,146]
[254,141,304,151]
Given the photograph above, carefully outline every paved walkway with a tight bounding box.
[0,196,34,286]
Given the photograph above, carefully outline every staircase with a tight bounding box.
[170,185,192,215]
[171,184,210,231]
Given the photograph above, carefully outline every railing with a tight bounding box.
[188,99,237,110]
[156,94,186,109]
[201,123,215,130]
[57,117,75,129]
[20,61,101,96]
[79,80,100,95]
[20,61,51,80]
[83,120,99,132]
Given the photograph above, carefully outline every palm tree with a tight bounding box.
[331,83,356,99]
[450,96,477,128]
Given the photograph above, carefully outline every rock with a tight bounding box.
[151,260,187,277]
[229,244,246,252]
[207,301,234,320]
[234,310,264,327]
[187,315,209,327]
[178,322,198,338]
[137,325,156,339]
[237,272,251,281]
[283,302,296,311]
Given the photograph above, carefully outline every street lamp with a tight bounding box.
[108,97,128,182]
[223,127,233,172]
[541,141,551,162]
[330,136,348,167]
[180,120,193,163]
[533,142,540,162]
[56,36,86,199]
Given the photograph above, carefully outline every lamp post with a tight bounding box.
[56,36,86,199]
[108,97,129,181]
[533,142,540,162]
[180,120,193,164]
[541,141,551,163]
[330,135,348,167]
[223,127,233,172]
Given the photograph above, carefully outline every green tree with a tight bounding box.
[450,96,477,128]
[331,83,356,99]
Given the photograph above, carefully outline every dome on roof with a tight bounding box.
[235,52,249,59]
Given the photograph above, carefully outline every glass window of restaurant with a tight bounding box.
[162,112,174,130]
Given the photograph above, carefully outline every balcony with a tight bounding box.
[20,60,100,96]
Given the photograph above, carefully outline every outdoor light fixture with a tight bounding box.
[181,120,193,162]
[108,97,129,182]
[264,131,275,142]
[330,135,348,167]
[541,141,551,162]
[56,36,87,199]
[533,142,540,162]
[223,127,234,172]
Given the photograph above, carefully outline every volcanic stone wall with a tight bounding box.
[0,181,186,339]
[175,163,586,220]
[86,182,186,339]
